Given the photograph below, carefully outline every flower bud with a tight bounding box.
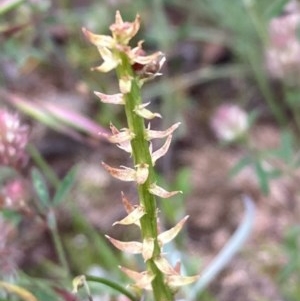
[142,238,154,261]
[109,11,141,45]
[134,102,162,120]
[119,75,133,94]
[135,163,149,184]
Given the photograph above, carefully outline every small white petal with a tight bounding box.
[92,47,120,72]
[149,183,182,198]
[106,235,143,254]
[145,122,181,140]
[113,205,145,226]
[154,256,178,275]
[82,28,115,48]
[158,216,189,245]
[101,127,135,144]
[109,124,132,153]
[119,266,154,291]
[94,92,125,105]
[151,135,172,165]
[166,274,198,287]
[102,162,136,182]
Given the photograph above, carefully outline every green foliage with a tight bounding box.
[52,166,77,206]
[31,168,51,210]
[278,226,300,301]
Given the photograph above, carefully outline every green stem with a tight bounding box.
[27,143,60,189]
[85,275,138,301]
[116,54,174,301]
[47,210,71,279]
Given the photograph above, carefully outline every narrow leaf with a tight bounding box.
[52,166,77,206]
[254,160,269,195]
[31,168,50,209]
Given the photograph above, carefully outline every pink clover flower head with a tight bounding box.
[0,109,29,169]
[1,179,29,211]
[211,104,249,142]
[266,2,300,82]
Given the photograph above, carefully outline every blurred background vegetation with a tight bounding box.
[2,0,300,300]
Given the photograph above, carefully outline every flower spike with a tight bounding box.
[84,11,195,299]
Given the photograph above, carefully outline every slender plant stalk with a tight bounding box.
[80,11,196,301]
[117,54,174,301]
[47,210,71,279]
[27,144,60,188]
[85,275,138,301]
